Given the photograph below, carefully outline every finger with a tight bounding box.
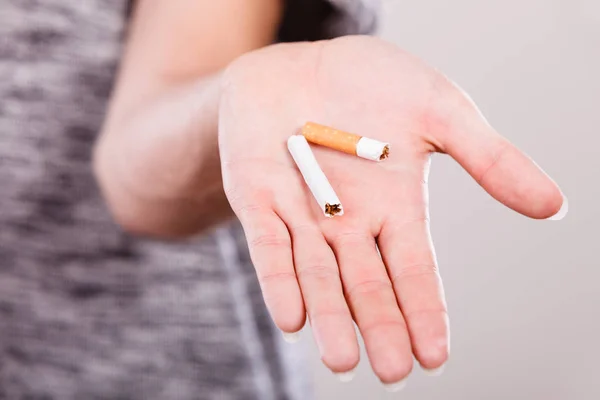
[235,202,306,335]
[431,76,565,219]
[378,214,449,371]
[330,229,413,384]
[287,222,359,373]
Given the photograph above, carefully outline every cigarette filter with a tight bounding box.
[287,135,344,217]
[302,122,390,161]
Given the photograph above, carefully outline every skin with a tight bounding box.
[95,0,282,236]
[94,0,565,386]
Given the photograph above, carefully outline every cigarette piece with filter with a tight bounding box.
[302,122,390,161]
[287,135,343,218]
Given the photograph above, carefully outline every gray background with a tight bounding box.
[305,0,600,398]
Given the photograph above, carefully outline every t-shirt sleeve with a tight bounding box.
[277,0,381,42]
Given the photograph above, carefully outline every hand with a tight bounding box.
[218,36,564,384]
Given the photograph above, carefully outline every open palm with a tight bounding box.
[219,36,563,385]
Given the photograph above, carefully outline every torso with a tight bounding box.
[0,0,377,398]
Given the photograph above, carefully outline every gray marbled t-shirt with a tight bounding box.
[0,0,378,399]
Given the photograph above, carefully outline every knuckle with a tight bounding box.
[331,231,372,247]
[345,279,393,303]
[309,307,352,323]
[475,141,512,185]
[257,270,297,286]
[249,233,290,249]
[289,223,321,237]
[360,318,407,336]
[296,264,339,282]
[236,203,267,216]
[391,263,439,285]
[226,187,273,217]
[381,216,430,238]
[296,264,343,296]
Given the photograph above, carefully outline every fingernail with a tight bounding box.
[547,194,568,221]
[281,331,300,343]
[423,364,445,376]
[383,377,408,392]
[335,366,357,383]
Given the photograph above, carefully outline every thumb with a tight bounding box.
[430,77,566,220]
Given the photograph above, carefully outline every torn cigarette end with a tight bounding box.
[325,203,342,217]
[287,135,344,218]
[380,145,390,160]
[302,122,390,162]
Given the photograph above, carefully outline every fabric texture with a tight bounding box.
[0,0,378,398]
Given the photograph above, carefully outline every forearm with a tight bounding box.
[94,74,228,238]
[91,0,282,238]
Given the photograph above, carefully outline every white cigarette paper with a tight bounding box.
[356,137,390,161]
[287,135,344,217]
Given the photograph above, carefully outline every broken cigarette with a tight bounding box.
[302,122,390,161]
[287,135,344,217]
